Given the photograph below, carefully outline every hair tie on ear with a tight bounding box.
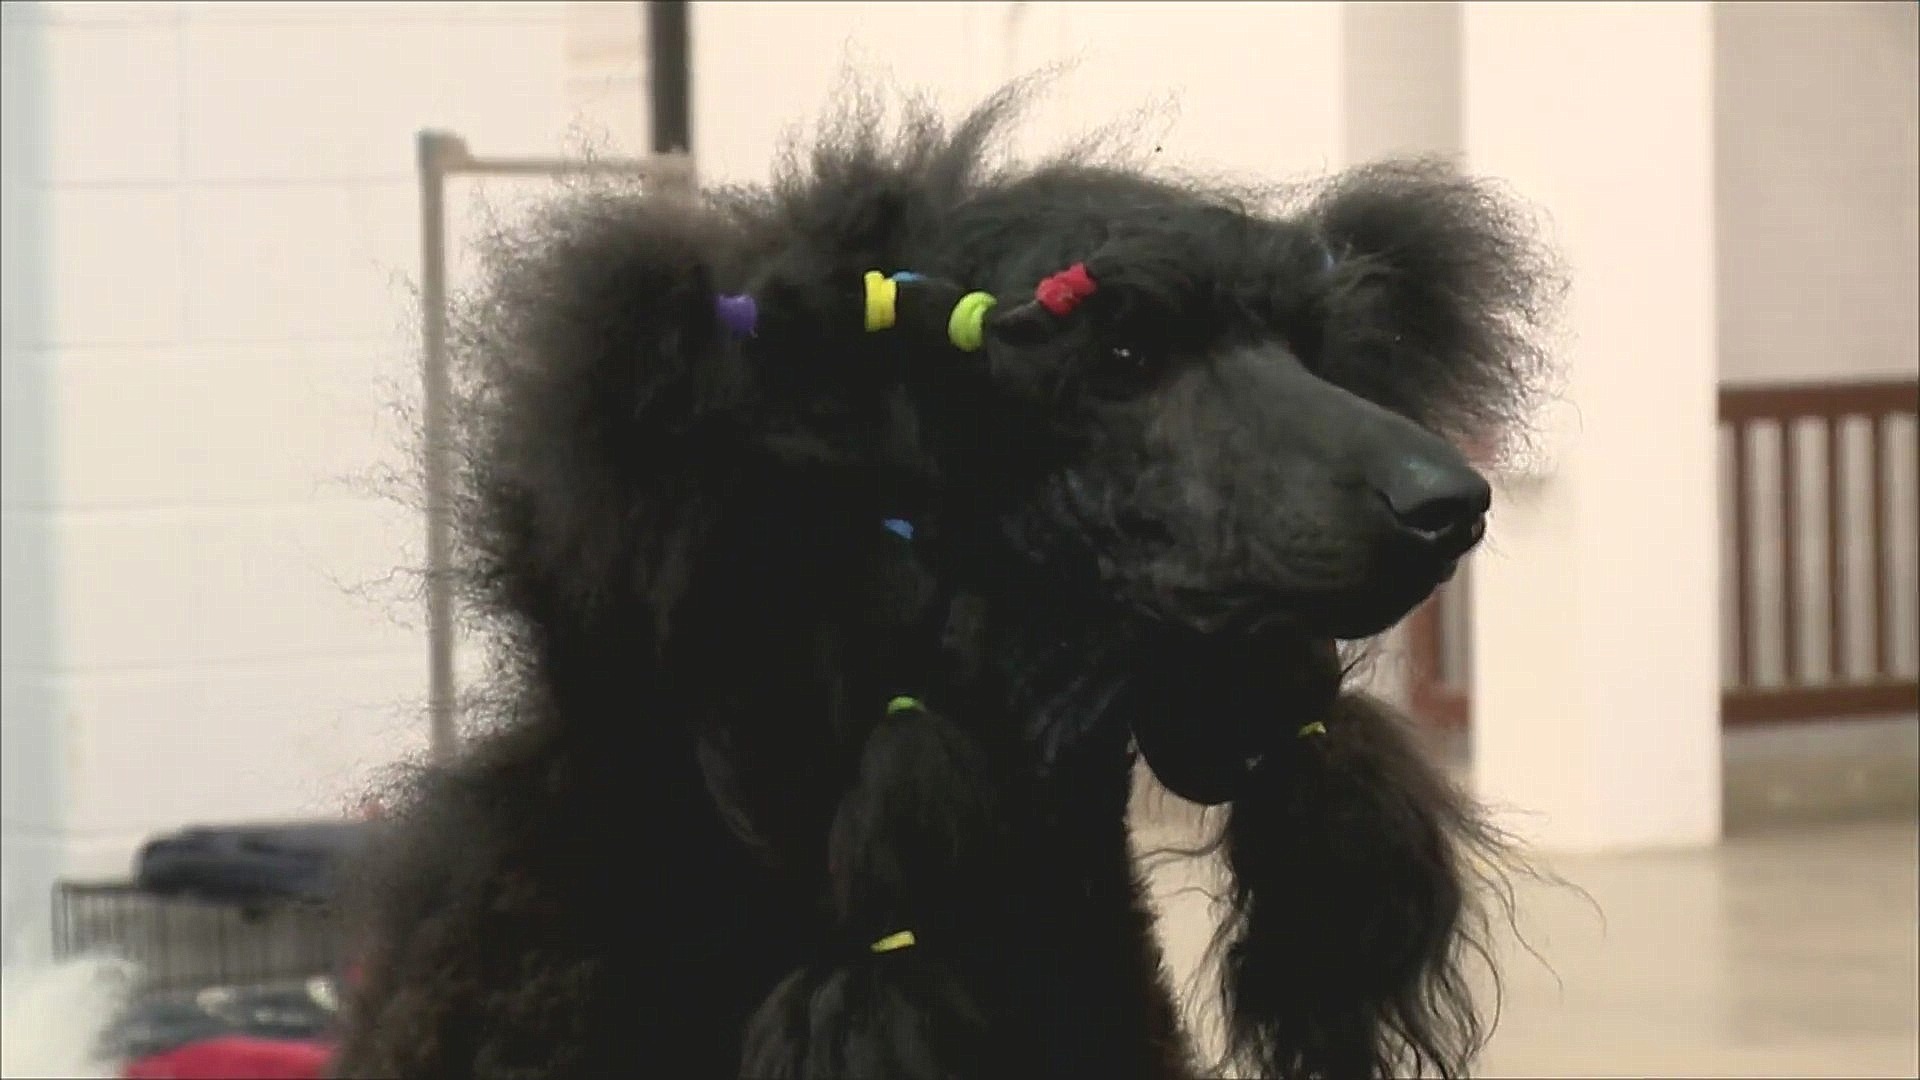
[864,270,899,333]
[946,291,997,352]
[1034,262,1098,316]
[715,293,758,337]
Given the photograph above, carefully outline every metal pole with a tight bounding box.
[418,130,459,765]
[648,1,691,155]
[414,127,695,764]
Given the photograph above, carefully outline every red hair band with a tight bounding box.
[1034,262,1098,316]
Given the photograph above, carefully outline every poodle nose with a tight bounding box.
[1376,455,1491,556]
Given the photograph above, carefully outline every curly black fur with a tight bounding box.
[335,80,1557,1080]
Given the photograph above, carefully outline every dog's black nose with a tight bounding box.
[1376,455,1491,555]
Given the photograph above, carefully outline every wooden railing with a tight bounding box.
[1405,378,1919,730]
[1720,379,1919,723]
[1406,564,1470,731]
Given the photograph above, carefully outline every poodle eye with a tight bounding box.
[1087,344,1167,399]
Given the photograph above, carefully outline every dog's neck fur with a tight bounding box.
[665,481,1343,878]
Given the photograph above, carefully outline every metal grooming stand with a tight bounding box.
[415,134,696,762]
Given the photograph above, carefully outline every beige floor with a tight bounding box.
[1141,812,1920,1078]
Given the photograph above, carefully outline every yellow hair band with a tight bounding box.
[1298,720,1327,738]
[885,695,922,716]
[863,271,898,333]
[870,929,917,954]
[863,270,995,351]
[947,291,996,352]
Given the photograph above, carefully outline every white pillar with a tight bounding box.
[1342,1,1461,165]
[1464,2,1722,852]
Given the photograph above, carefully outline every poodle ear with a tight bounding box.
[1307,160,1559,445]
[449,190,754,642]
[1212,692,1509,1080]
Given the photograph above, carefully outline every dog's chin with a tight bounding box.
[1144,561,1457,642]
[1308,568,1454,641]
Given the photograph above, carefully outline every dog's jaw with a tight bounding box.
[1110,629,1344,806]
[980,582,1347,808]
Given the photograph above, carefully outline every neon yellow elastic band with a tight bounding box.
[1298,720,1328,738]
[870,929,917,953]
[885,695,922,716]
[946,291,996,352]
[863,270,898,333]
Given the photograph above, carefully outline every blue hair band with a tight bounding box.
[715,293,758,337]
[881,518,915,541]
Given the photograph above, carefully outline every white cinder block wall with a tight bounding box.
[689,1,1348,187]
[0,0,1358,960]
[1716,1,1919,386]
[0,0,583,962]
[0,0,1466,958]
[5,0,1912,959]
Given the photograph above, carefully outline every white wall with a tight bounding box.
[565,1,647,154]
[1464,3,1722,852]
[1,4,1362,952]
[1715,2,1919,385]
[691,1,1346,187]
[0,0,575,962]
[1331,0,1920,390]
[1342,1,1461,165]
[5,0,1914,959]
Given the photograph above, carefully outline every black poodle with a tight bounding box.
[336,81,1555,1080]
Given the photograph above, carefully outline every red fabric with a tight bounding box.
[1034,262,1097,315]
[122,1037,334,1079]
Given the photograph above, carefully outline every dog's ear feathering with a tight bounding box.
[1307,159,1563,452]
[1206,691,1517,1080]
[445,188,751,644]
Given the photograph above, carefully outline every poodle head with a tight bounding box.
[446,90,1556,699]
[876,162,1553,644]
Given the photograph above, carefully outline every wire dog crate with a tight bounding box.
[53,880,344,995]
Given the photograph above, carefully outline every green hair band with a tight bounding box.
[946,291,997,352]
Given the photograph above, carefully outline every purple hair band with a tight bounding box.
[715,293,758,337]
